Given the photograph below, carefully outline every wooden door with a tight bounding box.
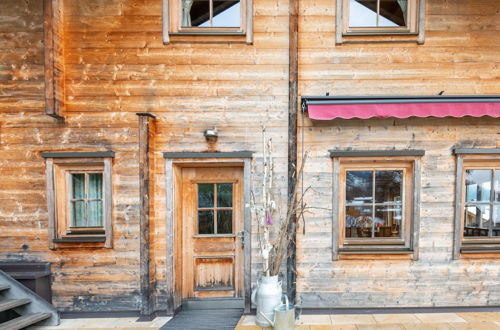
[180,166,244,299]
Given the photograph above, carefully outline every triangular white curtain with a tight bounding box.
[182,0,194,27]
[396,0,408,24]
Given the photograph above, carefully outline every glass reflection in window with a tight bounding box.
[345,170,403,239]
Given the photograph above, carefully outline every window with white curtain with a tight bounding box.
[342,0,419,35]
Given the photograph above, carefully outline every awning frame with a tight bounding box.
[302,95,500,110]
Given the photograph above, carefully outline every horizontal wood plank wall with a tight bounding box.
[1,0,499,313]
[297,0,500,307]
[0,0,289,312]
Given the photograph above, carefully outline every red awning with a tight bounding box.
[302,96,500,120]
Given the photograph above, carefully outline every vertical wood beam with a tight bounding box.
[243,159,252,313]
[331,158,340,260]
[412,159,421,260]
[453,155,464,260]
[164,159,175,315]
[138,113,156,316]
[44,0,64,119]
[287,0,299,305]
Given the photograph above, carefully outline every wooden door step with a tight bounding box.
[0,298,31,312]
[0,312,51,330]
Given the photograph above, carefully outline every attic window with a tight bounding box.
[163,0,253,44]
[336,0,424,44]
[182,0,241,28]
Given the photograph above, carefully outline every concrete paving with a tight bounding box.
[236,312,500,329]
[29,311,500,329]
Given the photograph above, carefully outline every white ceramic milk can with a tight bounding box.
[251,275,282,328]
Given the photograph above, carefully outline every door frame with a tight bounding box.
[163,152,253,314]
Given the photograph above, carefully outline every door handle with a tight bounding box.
[237,231,245,249]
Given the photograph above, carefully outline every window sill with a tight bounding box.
[338,33,422,45]
[53,236,106,243]
[339,247,412,255]
[171,30,245,36]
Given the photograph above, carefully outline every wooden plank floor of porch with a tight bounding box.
[160,309,243,330]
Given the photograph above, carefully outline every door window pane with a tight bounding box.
[198,210,214,234]
[465,169,492,202]
[217,210,233,234]
[375,170,402,203]
[346,171,373,204]
[198,183,214,208]
[217,183,233,207]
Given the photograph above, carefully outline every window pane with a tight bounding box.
[71,173,85,199]
[198,183,214,208]
[495,170,500,202]
[212,0,240,27]
[375,170,402,203]
[217,210,233,234]
[465,169,492,202]
[349,0,377,27]
[379,0,407,27]
[87,201,103,227]
[464,205,490,237]
[183,0,210,27]
[88,173,103,199]
[346,171,373,204]
[345,205,373,238]
[374,206,402,238]
[198,210,214,234]
[217,183,233,207]
[71,201,86,227]
[493,205,500,237]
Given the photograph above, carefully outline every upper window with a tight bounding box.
[163,0,253,44]
[43,152,114,248]
[336,0,424,44]
[344,0,418,34]
[331,150,424,259]
[454,149,500,257]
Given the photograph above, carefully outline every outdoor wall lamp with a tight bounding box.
[204,127,218,142]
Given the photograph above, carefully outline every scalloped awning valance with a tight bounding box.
[301,95,500,120]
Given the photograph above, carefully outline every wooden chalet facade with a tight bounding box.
[1,0,499,316]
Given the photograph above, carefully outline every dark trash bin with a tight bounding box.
[0,262,52,304]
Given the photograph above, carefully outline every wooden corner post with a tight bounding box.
[44,0,64,119]
[287,0,299,305]
[138,113,156,317]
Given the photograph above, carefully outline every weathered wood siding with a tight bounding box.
[0,0,289,312]
[0,0,499,312]
[297,0,500,307]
